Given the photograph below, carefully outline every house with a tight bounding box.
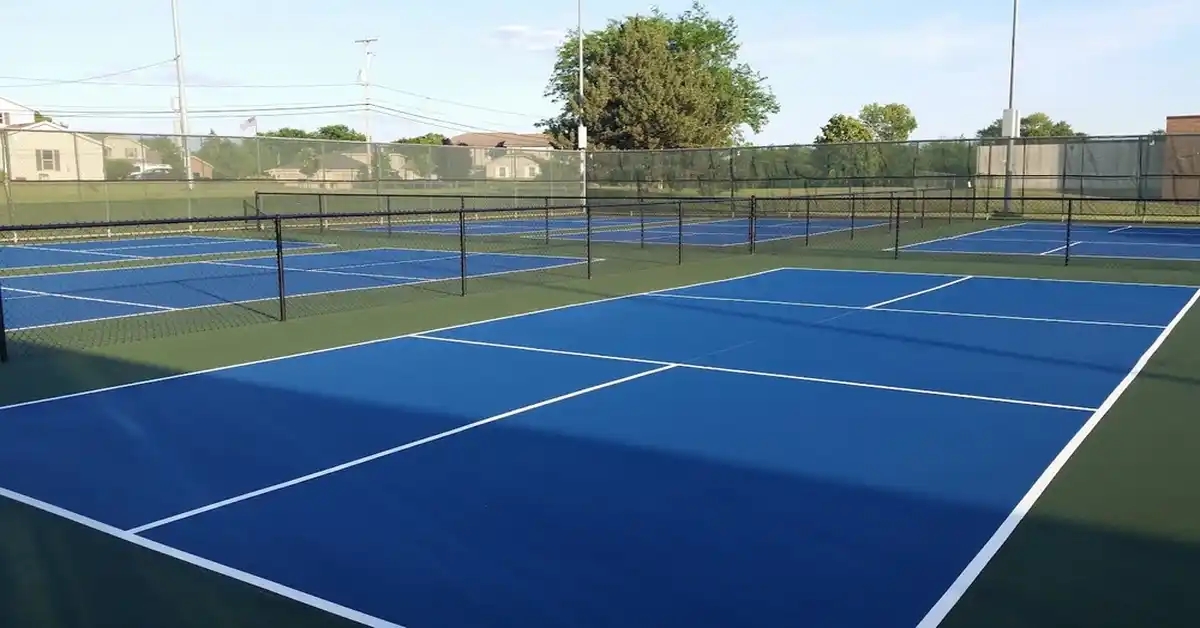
[1,120,106,181]
[446,132,556,180]
[0,96,38,128]
[265,152,367,184]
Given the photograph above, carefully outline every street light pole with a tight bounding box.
[1002,0,1020,214]
[170,0,192,191]
[577,0,587,207]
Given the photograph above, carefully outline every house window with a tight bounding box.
[0,112,9,125]
[36,149,61,172]
[526,165,539,178]
[496,166,509,178]
[104,147,113,158]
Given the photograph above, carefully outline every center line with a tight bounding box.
[126,365,676,534]
[865,276,973,309]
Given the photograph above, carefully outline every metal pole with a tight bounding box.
[459,209,467,296]
[274,216,287,321]
[1002,0,1020,214]
[677,200,683,265]
[577,0,587,209]
[170,0,193,197]
[1064,199,1074,266]
[355,38,377,179]
[0,274,9,363]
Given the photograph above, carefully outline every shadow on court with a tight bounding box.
[0,346,1198,628]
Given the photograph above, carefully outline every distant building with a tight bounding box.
[1164,115,1200,200]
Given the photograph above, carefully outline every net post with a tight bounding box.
[254,191,264,232]
[892,198,901,260]
[639,201,646,249]
[544,196,550,244]
[1064,199,1074,266]
[459,209,467,296]
[677,200,684,265]
[386,196,393,235]
[804,196,811,246]
[748,195,757,253]
[274,216,287,322]
[849,194,856,241]
[585,199,593,279]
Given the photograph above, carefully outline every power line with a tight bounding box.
[369,103,541,143]
[372,83,533,117]
[0,60,176,88]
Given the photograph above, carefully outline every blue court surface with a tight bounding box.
[2,267,1196,628]
[0,235,328,270]
[1,247,586,330]
[903,221,1200,261]
[558,217,888,246]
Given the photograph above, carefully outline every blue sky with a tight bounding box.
[0,0,1196,145]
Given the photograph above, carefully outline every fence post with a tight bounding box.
[386,196,393,235]
[318,194,327,232]
[677,200,684,265]
[544,196,551,244]
[0,274,9,363]
[274,216,287,322]
[1,129,13,232]
[459,209,467,296]
[1064,199,1074,266]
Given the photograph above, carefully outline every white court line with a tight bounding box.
[0,485,406,628]
[1108,225,1132,234]
[127,365,677,534]
[893,222,1028,251]
[778,266,1199,289]
[644,293,1167,329]
[1038,242,1078,256]
[866,276,973,309]
[411,334,1096,413]
[0,268,779,628]
[89,239,325,253]
[7,258,600,333]
[15,245,143,260]
[203,258,428,283]
[2,245,364,280]
[915,287,1200,628]
[3,287,175,311]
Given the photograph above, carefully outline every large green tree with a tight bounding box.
[857,103,918,142]
[976,112,1083,138]
[538,1,778,150]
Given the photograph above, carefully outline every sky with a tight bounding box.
[0,0,1196,146]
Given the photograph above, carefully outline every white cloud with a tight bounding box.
[491,25,566,53]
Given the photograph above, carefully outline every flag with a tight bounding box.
[240,116,257,132]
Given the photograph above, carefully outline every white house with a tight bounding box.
[2,121,107,181]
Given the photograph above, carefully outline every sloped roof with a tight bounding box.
[449,132,553,148]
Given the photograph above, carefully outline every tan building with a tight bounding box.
[1164,115,1200,200]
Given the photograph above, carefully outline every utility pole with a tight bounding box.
[355,38,377,180]
[1001,0,1020,214]
[170,0,193,194]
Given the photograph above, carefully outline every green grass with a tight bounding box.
[2,206,1200,628]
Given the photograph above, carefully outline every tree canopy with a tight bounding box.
[538,1,778,150]
[976,112,1083,138]
[814,104,918,144]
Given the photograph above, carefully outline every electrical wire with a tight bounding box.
[0,60,176,88]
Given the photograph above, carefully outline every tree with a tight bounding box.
[312,125,367,142]
[194,132,261,178]
[976,112,1083,138]
[140,137,186,175]
[814,114,873,144]
[857,103,917,142]
[538,1,778,150]
[391,133,448,178]
[104,158,137,180]
[33,111,52,123]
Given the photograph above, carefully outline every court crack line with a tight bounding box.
[124,364,676,535]
[411,334,1097,412]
